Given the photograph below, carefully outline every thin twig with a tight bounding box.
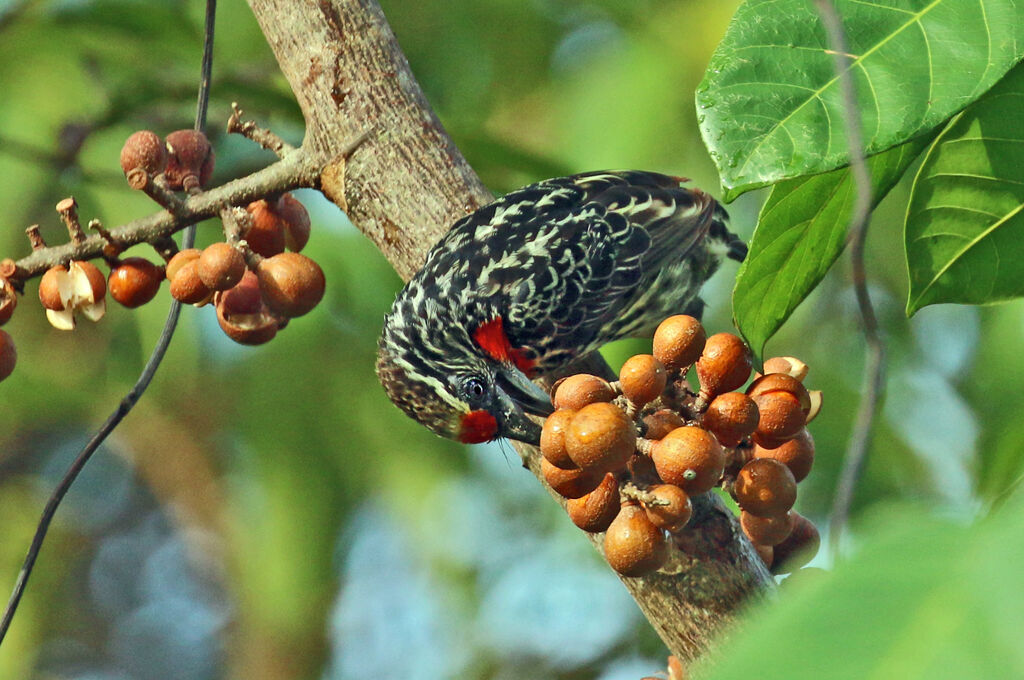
[0,0,219,647]
[0,305,184,644]
[194,0,217,134]
[227,102,294,157]
[812,0,883,558]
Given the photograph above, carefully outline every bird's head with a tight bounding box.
[377,313,553,445]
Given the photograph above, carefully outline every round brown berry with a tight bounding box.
[165,249,201,281]
[566,473,620,533]
[215,270,277,345]
[108,257,164,308]
[565,402,636,473]
[695,332,752,402]
[619,354,667,407]
[541,457,603,499]
[169,260,211,305]
[642,409,685,441]
[198,242,246,292]
[164,130,214,190]
[653,314,706,371]
[751,392,806,447]
[244,199,287,257]
[552,374,615,410]
[216,309,277,345]
[754,428,814,482]
[702,392,759,447]
[39,265,70,312]
[216,270,262,314]
[651,426,725,495]
[0,329,16,382]
[603,503,668,577]
[762,356,809,382]
[540,408,577,470]
[120,130,166,178]
[740,510,794,547]
[256,252,325,318]
[643,484,692,532]
[747,373,811,415]
[734,458,797,517]
[277,193,312,252]
[771,512,819,574]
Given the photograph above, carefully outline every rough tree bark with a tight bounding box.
[246,0,775,663]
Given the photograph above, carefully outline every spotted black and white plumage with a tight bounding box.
[377,170,745,444]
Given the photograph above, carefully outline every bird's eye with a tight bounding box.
[463,376,487,401]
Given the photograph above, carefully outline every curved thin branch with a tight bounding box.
[812,0,883,556]
[0,0,219,647]
[0,296,185,644]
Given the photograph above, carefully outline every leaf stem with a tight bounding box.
[813,0,884,558]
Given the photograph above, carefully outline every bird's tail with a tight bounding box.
[706,201,747,263]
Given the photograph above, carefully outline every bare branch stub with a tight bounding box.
[56,197,87,246]
[227,102,293,157]
[25,225,47,252]
[87,219,125,260]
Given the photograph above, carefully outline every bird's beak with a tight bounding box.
[494,366,554,444]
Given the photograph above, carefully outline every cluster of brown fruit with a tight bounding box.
[120,129,326,345]
[540,314,821,578]
[0,128,326,384]
[165,237,324,345]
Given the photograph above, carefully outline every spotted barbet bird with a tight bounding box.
[376,170,746,445]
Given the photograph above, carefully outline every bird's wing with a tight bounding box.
[416,171,722,367]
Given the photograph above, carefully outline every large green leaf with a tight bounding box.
[905,63,1024,314]
[702,496,1024,680]
[733,138,929,357]
[699,0,1024,199]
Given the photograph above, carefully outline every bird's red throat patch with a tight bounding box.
[472,317,537,377]
[459,410,498,443]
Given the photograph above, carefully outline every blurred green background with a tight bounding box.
[0,1,1020,679]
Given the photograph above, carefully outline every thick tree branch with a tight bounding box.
[238,0,775,663]
[248,0,492,281]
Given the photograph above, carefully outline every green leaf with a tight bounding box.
[733,138,929,357]
[905,63,1024,314]
[702,496,1024,680]
[699,0,1024,198]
